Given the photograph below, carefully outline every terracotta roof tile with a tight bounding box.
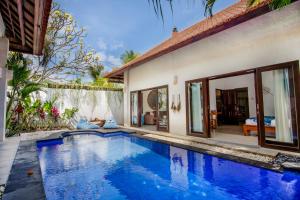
[105,0,272,81]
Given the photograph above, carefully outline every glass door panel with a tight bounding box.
[190,82,204,132]
[187,79,209,137]
[258,62,300,150]
[157,87,169,131]
[131,92,139,126]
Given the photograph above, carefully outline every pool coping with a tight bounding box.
[3,129,300,199]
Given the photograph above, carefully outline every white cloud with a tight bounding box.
[96,51,121,67]
[110,41,124,50]
[107,55,121,66]
[97,38,108,50]
[96,37,124,51]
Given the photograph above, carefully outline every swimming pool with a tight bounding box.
[37,132,300,200]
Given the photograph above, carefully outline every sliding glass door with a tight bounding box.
[257,62,300,150]
[186,79,210,137]
[157,87,169,131]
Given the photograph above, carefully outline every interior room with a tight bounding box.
[209,74,259,145]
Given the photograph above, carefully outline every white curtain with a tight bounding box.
[132,93,138,124]
[273,69,293,143]
[191,83,203,132]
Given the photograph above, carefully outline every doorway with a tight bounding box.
[130,85,169,132]
[186,73,259,146]
[216,88,249,126]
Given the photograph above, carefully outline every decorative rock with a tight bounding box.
[271,153,300,172]
[282,162,300,170]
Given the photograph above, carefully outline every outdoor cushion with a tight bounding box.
[103,119,118,129]
[76,119,100,129]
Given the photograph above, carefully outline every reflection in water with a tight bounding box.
[38,134,300,200]
[170,147,188,189]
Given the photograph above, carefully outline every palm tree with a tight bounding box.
[149,0,292,19]
[88,65,112,87]
[120,50,139,64]
[88,65,104,81]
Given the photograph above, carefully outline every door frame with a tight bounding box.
[185,78,210,137]
[130,85,169,132]
[256,61,300,151]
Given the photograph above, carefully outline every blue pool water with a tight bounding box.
[37,132,300,200]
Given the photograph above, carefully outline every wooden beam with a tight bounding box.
[33,0,40,54]
[5,0,16,38]
[17,0,25,46]
[9,41,32,54]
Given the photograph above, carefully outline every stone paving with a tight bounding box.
[0,137,20,186]
[3,140,45,200]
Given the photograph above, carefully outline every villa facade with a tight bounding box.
[106,0,300,152]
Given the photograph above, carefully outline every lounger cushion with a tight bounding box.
[103,119,118,129]
[77,119,100,129]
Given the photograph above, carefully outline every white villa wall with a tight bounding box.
[39,88,124,125]
[124,2,300,135]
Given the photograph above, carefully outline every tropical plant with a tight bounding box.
[43,96,58,114]
[62,107,79,128]
[6,96,78,136]
[149,0,293,19]
[6,52,42,128]
[62,107,78,120]
[120,50,139,64]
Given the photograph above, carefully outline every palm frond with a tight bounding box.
[20,83,42,100]
[148,0,293,20]
[269,0,292,10]
[203,0,217,17]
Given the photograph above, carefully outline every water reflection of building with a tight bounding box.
[170,146,188,189]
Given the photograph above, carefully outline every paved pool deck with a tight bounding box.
[124,126,300,157]
[0,137,20,186]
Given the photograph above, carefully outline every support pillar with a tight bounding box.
[0,38,9,142]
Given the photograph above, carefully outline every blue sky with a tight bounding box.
[56,0,237,73]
